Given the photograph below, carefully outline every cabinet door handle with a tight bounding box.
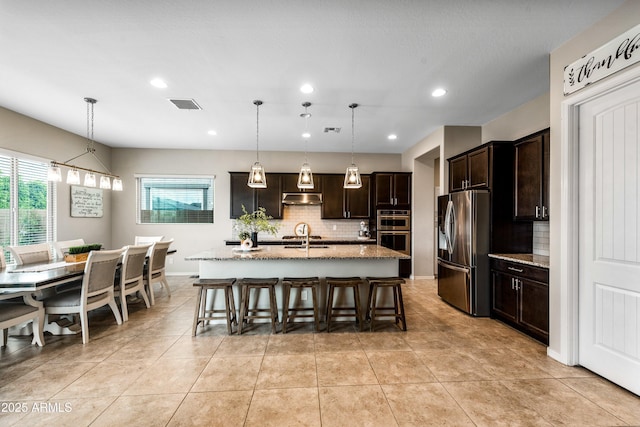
[535,205,540,218]
[508,266,524,273]
[511,278,515,290]
[542,206,548,218]
[515,279,521,291]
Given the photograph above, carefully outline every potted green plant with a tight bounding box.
[64,243,102,262]
[234,205,279,247]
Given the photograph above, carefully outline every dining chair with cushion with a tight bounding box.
[8,243,51,265]
[53,238,85,260]
[43,248,124,344]
[134,235,164,245]
[144,239,173,305]
[114,244,152,321]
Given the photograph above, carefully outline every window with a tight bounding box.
[136,175,215,224]
[0,151,57,262]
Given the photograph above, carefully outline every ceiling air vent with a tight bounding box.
[323,127,341,133]
[168,98,202,110]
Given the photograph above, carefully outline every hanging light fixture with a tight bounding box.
[247,100,267,188]
[297,102,314,189]
[47,97,123,191]
[344,103,362,189]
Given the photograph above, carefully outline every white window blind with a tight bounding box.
[136,176,214,224]
[0,153,57,263]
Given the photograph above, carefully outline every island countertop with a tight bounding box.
[185,244,410,261]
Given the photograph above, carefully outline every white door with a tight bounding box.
[579,79,640,395]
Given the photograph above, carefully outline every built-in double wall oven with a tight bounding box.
[376,209,411,256]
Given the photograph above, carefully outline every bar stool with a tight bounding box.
[238,278,280,334]
[192,278,237,336]
[282,277,321,333]
[365,277,407,331]
[326,277,363,332]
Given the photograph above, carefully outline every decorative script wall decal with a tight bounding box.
[564,23,640,95]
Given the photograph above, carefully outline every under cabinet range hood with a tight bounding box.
[282,192,323,205]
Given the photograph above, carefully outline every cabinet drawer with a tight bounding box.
[490,259,548,283]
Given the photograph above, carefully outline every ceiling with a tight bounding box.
[0,1,625,155]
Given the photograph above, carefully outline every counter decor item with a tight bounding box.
[234,205,279,247]
[64,243,102,263]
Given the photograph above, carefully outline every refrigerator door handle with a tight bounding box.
[444,200,454,254]
[437,259,470,274]
[448,200,456,254]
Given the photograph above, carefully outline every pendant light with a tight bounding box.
[247,100,267,188]
[47,97,123,191]
[344,103,362,189]
[297,102,314,189]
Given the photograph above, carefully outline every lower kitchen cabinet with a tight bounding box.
[490,258,548,344]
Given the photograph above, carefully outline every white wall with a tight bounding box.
[0,107,114,248]
[110,148,402,274]
[548,0,640,363]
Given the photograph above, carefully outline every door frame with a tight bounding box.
[559,65,640,365]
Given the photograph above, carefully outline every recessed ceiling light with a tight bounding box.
[388,134,398,140]
[302,132,311,139]
[207,130,217,136]
[150,78,168,89]
[300,84,314,94]
[432,88,447,97]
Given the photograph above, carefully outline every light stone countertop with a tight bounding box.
[185,244,410,261]
[489,253,550,269]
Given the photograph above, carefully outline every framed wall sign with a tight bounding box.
[70,185,104,217]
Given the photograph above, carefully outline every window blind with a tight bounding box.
[136,176,214,224]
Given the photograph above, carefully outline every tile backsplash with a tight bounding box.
[233,205,365,240]
[533,221,549,256]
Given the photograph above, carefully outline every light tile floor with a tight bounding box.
[1,277,639,426]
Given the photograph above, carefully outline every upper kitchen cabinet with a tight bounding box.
[448,146,489,191]
[321,174,370,219]
[229,172,283,219]
[514,129,550,221]
[372,172,411,209]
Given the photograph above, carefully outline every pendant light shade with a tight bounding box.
[112,178,123,192]
[344,103,362,189]
[247,100,267,188]
[47,164,62,182]
[84,172,97,187]
[297,102,314,189]
[100,175,111,189]
[297,162,314,189]
[66,169,81,185]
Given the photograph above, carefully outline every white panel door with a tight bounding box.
[579,79,640,395]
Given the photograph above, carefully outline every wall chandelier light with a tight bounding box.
[344,103,362,189]
[47,97,123,191]
[247,99,267,188]
[297,101,314,189]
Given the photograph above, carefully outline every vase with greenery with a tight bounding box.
[234,205,279,247]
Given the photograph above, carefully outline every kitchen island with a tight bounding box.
[185,244,410,327]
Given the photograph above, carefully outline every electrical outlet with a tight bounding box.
[168,257,173,264]
[332,224,337,231]
[301,290,308,301]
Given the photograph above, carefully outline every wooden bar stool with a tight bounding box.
[282,277,321,333]
[238,278,280,334]
[192,278,237,335]
[326,277,363,332]
[365,277,407,331]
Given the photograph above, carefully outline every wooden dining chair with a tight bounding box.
[144,239,173,305]
[43,248,124,344]
[8,243,51,265]
[114,244,152,321]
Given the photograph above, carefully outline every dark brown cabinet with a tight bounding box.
[229,172,283,219]
[321,174,370,219]
[373,172,411,208]
[491,258,549,344]
[448,146,489,191]
[514,129,550,220]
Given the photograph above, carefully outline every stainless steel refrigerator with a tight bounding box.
[437,190,490,316]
